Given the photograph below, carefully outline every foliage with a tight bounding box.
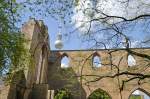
[21,0,75,21]
[54,88,72,99]
[88,89,111,99]
[21,0,150,48]
[0,0,30,83]
[129,95,142,99]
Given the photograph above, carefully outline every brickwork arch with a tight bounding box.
[123,85,150,99]
[92,51,101,57]
[127,54,136,67]
[60,53,70,68]
[128,88,150,99]
[92,52,102,68]
[60,53,69,58]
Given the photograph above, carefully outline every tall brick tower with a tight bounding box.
[21,18,50,99]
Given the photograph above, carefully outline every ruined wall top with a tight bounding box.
[21,18,50,54]
[48,48,150,99]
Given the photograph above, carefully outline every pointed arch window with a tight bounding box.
[129,89,150,99]
[61,55,69,68]
[93,55,102,68]
[128,55,136,66]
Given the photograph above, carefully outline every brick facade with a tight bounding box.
[0,19,150,99]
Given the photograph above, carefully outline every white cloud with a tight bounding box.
[71,0,93,33]
[130,40,146,48]
[72,0,150,33]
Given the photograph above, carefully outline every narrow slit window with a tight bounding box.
[61,56,69,68]
[93,55,102,68]
[128,55,136,66]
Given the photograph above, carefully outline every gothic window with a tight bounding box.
[93,55,102,68]
[129,89,150,99]
[61,55,69,68]
[128,55,136,66]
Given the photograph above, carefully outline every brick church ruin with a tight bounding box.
[0,19,150,99]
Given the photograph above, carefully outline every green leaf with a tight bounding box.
[12,0,16,3]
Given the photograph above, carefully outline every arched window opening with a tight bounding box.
[128,55,136,66]
[88,88,111,99]
[129,89,150,99]
[61,56,69,68]
[93,55,102,68]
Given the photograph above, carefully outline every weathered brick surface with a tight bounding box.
[31,84,48,99]
[0,19,150,99]
[48,49,150,99]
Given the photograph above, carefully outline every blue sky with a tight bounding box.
[18,11,84,50]
[16,0,85,50]
[45,18,83,50]
[42,17,81,50]
[17,0,150,50]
